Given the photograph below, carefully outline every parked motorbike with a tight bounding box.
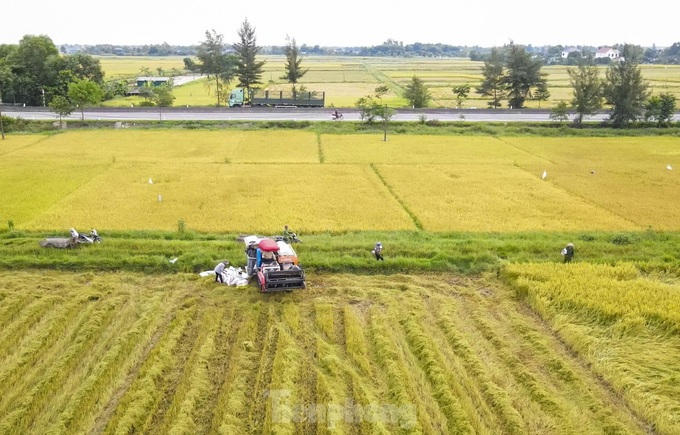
[278,232,302,244]
[77,228,102,243]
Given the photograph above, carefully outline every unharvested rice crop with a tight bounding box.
[506,136,680,229]
[5,130,319,164]
[0,134,47,156]
[23,163,414,232]
[320,134,542,165]
[504,262,680,434]
[3,131,679,232]
[0,271,651,434]
[0,161,109,225]
[376,163,640,232]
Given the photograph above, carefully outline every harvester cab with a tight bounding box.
[243,236,306,293]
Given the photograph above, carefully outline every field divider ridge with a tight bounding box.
[369,163,423,230]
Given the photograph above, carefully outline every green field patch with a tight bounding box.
[98,56,187,80]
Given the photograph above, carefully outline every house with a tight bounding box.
[561,47,580,58]
[595,47,620,59]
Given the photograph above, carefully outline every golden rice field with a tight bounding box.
[0,270,658,434]
[98,55,680,108]
[503,262,680,434]
[1,131,679,232]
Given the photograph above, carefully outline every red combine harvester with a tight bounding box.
[243,236,306,292]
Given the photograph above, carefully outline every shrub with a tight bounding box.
[612,234,632,245]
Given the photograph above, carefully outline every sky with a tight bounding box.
[2,0,678,48]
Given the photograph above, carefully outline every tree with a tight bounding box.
[644,93,676,127]
[196,30,238,106]
[9,35,59,105]
[603,44,650,127]
[403,76,431,108]
[376,105,395,141]
[49,95,75,127]
[233,18,265,100]
[150,84,175,120]
[67,79,103,123]
[280,36,308,95]
[503,42,545,109]
[355,85,390,123]
[452,84,470,108]
[532,80,550,108]
[0,66,12,139]
[476,47,505,108]
[549,101,570,123]
[568,61,603,124]
[183,57,198,72]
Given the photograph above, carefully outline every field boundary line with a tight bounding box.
[369,163,423,230]
[317,132,325,163]
[0,134,55,158]
[360,61,404,94]
[493,137,557,165]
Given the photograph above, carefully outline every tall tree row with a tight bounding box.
[603,44,650,127]
[476,42,546,109]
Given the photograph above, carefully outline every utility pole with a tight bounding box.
[0,91,5,140]
[383,105,388,142]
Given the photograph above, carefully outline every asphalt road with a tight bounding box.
[2,107,679,123]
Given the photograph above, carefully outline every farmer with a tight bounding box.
[372,242,384,261]
[69,228,79,244]
[214,260,229,283]
[561,243,575,263]
[283,225,294,243]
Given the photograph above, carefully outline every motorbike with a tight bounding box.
[40,228,101,249]
[331,111,343,120]
[280,232,302,244]
[77,229,103,243]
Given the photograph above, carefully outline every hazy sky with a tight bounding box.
[2,0,678,48]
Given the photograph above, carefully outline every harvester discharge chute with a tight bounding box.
[243,236,306,293]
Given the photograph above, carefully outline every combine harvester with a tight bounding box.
[243,236,306,292]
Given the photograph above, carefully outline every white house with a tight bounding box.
[561,47,580,58]
[595,47,620,59]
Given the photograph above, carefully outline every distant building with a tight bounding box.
[595,47,620,59]
[561,47,580,58]
[136,77,172,87]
